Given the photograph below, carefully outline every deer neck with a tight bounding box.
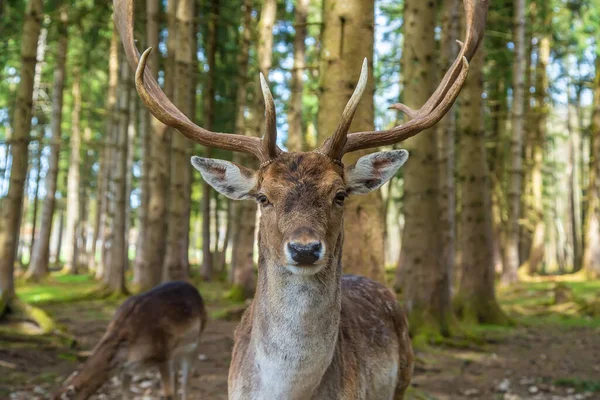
[250,231,344,399]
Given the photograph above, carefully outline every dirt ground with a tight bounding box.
[1,299,599,400]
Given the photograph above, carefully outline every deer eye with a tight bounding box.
[256,194,271,207]
[334,191,347,206]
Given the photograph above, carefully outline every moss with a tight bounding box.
[407,307,453,349]
[453,293,512,326]
[226,284,249,303]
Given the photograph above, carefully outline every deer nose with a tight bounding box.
[287,241,322,265]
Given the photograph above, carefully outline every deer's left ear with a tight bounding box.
[345,150,409,195]
[191,156,257,200]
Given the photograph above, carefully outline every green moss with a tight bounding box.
[454,293,512,326]
[226,284,249,303]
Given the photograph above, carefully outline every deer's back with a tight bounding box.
[112,281,207,365]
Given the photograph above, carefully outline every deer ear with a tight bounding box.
[191,157,257,200]
[345,150,409,196]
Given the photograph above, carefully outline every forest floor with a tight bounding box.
[1,274,599,400]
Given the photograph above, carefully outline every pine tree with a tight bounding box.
[0,0,44,312]
[26,4,69,281]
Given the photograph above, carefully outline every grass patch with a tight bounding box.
[555,378,600,393]
[16,273,98,305]
[497,279,600,329]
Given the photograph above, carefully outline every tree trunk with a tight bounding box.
[163,0,194,282]
[567,71,582,272]
[132,1,152,288]
[98,31,119,281]
[454,48,507,325]
[28,142,42,258]
[134,0,170,290]
[78,128,92,268]
[104,48,130,294]
[286,0,308,152]
[26,5,68,280]
[125,93,137,249]
[53,203,65,265]
[0,0,43,307]
[318,0,385,284]
[199,0,220,281]
[230,0,261,297]
[395,0,450,336]
[63,72,82,274]
[489,76,508,275]
[527,26,550,275]
[436,0,459,294]
[90,150,104,272]
[582,55,600,279]
[502,0,527,285]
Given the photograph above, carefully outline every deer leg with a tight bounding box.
[179,354,195,400]
[158,361,174,400]
[120,371,132,400]
[171,358,180,400]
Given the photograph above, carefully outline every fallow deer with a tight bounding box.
[52,281,207,400]
[113,0,488,397]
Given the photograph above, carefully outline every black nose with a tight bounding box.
[287,241,322,265]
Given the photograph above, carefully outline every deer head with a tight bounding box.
[113,0,487,275]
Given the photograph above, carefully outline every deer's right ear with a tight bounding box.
[191,157,257,200]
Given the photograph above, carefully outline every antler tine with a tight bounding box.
[320,58,369,160]
[339,0,488,155]
[259,73,280,160]
[113,0,274,162]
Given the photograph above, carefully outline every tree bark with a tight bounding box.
[286,0,308,152]
[567,70,582,272]
[26,5,68,279]
[163,0,194,282]
[104,47,130,294]
[54,203,65,265]
[134,0,170,290]
[98,31,120,281]
[395,0,450,336]
[455,48,507,325]
[63,72,82,274]
[229,0,267,297]
[436,0,459,294]
[527,33,550,275]
[28,142,42,258]
[0,0,43,306]
[582,55,600,278]
[318,0,385,284]
[200,0,220,281]
[502,0,527,285]
[132,1,152,288]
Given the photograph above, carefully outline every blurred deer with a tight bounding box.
[52,281,207,400]
[113,0,488,397]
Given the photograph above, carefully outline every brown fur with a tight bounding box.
[228,152,414,399]
[52,281,206,400]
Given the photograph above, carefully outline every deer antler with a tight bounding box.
[112,0,280,163]
[318,0,489,160]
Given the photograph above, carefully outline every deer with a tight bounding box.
[52,281,207,400]
[113,0,487,397]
